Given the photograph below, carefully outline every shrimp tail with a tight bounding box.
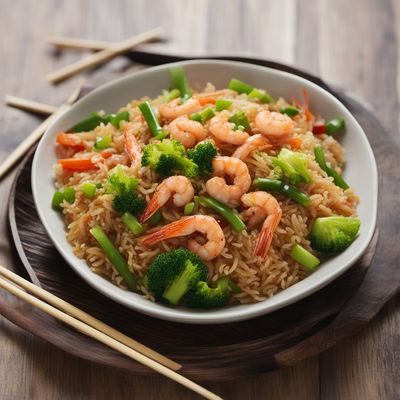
[140,198,160,223]
[253,212,282,258]
[253,226,274,258]
[140,219,189,246]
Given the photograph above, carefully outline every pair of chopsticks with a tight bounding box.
[0,81,84,180]
[47,27,162,83]
[1,28,162,179]
[0,265,222,400]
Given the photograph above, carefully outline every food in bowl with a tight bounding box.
[52,66,360,309]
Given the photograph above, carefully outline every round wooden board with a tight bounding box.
[5,59,399,382]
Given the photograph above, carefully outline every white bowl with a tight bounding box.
[32,60,378,324]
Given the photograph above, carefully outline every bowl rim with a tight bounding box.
[31,59,378,324]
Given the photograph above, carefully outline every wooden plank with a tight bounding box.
[318,0,400,399]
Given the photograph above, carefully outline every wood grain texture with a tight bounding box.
[0,0,399,399]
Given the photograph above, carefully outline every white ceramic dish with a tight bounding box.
[31,60,378,324]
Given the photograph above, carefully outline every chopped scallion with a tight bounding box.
[122,212,143,235]
[81,183,97,199]
[291,244,320,270]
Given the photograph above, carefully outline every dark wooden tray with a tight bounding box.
[4,58,399,382]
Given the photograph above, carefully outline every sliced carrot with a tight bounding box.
[285,137,302,149]
[99,150,113,158]
[198,96,216,106]
[59,158,97,171]
[273,136,302,150]
[56,132,85,150]
[59,150,113,171]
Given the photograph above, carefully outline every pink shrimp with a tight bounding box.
[241,191,282,258]
[140,176,195,223]
[166,116,208,148]
[123,123,141,171]
[232,134,273,160]
[159,98,202,120]
[206,156,251,206]
[255,110,294,139]
[140,215,225,260]
[209,113,249,145]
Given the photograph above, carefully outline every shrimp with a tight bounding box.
[159,98,202,120]
[209,114,249,145]
[124,123,141,172]
[140,176,195,223]
[232,134,272,160]
[206,156,251,206]
[166,116,208,148]
[255,110,294,138]
[140,215,225,261]
[241,191,282,258]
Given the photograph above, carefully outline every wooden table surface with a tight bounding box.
[1,1,399,399]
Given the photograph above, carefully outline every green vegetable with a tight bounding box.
[138,101,167,139]
[52,191,64,211]
[93,135,112,151]
[170,66,191,101]
[107,166,146,216]
[228,79,274,103]
[271,148,312,185]
[109,111,130,128]
[122,212,143,235]
[90,226,136,290]
[229,111,250,131]
[187,141,218,176]
[70,112,105,132]
[228,78,254,94]
[190,107,215,124]
[247,88,274,104]
[184,202,195,216]
[326,117,345,135]
[162,88,180,103]
[310,216,361,254]
[147,209,163,226]
[280,106,300,117]
[290,244,320,270]
[142,139,199,178]
[63,187,76,203]
[314,146,349,190]
[81,182,97,199]
[215,99,232,111]
[253,178,310,207]
[185,277,234,308]
[71,111,129,132]
[146,248,208,305]
[195,196,246,232]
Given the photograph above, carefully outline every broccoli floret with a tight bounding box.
[142,139,199,178]
[146,248,208,305]
[271,148,312,185]
[310,216,361,254]
[187,141,217,176]
[185,277,234,308]
[107,166,146,216]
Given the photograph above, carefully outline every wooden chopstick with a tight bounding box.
[47,27,162,84]
[5,95,58,116]
[0,268,222,400]
[47,36,114,51]
[0,265,180,371]
[0,81,83,180]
